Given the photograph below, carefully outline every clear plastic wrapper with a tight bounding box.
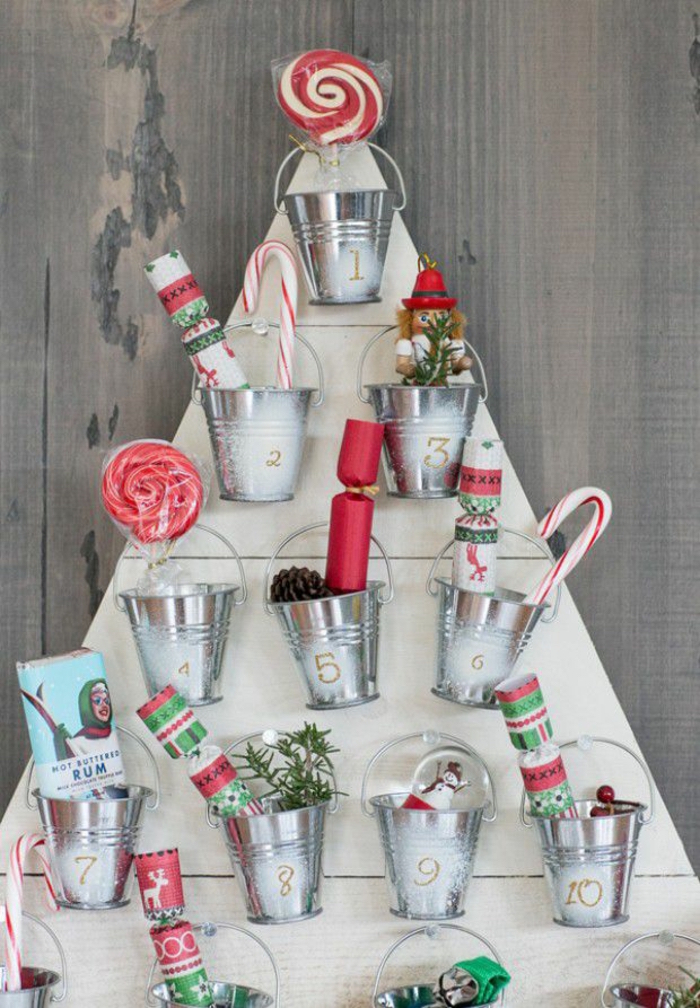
[101,439,210,592]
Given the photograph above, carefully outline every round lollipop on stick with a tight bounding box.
[242,240,298,390]
[524,486,612,606]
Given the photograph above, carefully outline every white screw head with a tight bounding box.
[262,729,279,747]
[577,734,593,752]
[659,930,675,946]
[252,317,269,335]
[423,730,440,746]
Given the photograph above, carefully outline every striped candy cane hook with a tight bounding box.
[242,240,298,390]
[524,487,612,606]
[4,833,59,991]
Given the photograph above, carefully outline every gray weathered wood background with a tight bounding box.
[0,0,697,868]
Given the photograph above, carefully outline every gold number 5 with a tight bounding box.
[423,437,451,469]
[74,855,98,885]
[314,652,341,684]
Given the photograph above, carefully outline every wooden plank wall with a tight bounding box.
[0,0,697,868]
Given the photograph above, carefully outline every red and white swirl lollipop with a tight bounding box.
[278,49,384,147]
[101,440,204,547]
[524,487,612,606]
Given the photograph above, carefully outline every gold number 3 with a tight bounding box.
[74,855,98,885]
[277,865,294,896]
[266,450,282,467]
[414,857,441,887]
[565,878,603,907]
[314,652,341,684]
[423,436,451,469]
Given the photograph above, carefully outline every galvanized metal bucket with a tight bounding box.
[356,326,488,498]
[373,924,508,1007]
[26,726,159,910]
[208,732,338,924]
[0,913,66,1006]
[264,521,394,709]
[522,736,656,928]
[274,144,407,304]
[193,320,324,502]
[602,931,700,1007]
[114,524,247,706]
[146,921,279,1007]
[426,527,561,708]
[361,732,496,920]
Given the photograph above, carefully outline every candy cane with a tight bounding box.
[524,487,613,606]
[4,834,59,991]
[242,240,298,390]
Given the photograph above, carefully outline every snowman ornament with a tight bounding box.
[415,761,466,810]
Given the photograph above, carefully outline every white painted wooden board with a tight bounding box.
[0,147,696,1006]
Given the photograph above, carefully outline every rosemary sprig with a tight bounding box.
[405,313,460,387]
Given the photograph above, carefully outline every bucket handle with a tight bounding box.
[356,329,489,406]
[145,920,280,1008]
[360,731,497,823]
[190,320,324,408]
[262,520,394,616]
[425,525,562,624]
[520,735,656,827]
[0,909,68,1002]
[25,725,160,812]
[371,924,507,1006]
[204,730,341,828]
[113,523,248,613]
[274,141,407,215]
[600,931,700,1008]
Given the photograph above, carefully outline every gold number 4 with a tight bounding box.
[414,857,440,887]
[565,878,603,908]
[266,450,282,468]
[277,865,294,897]
[314,652,341,684]
[348,249,364,281]
[74,855,98,885]
[423,436,451,469]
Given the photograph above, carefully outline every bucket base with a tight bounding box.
[188,694,224,708]
[388,488,457,500]
[306,691,380,711]
[57,896,130,911]
[431,686,498,710]
[309,295,381,306]
[390,907,465,921]
[554,912,629,929]
[220,491,294,503]
[247,906,323,926]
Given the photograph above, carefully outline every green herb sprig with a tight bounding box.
[234,723,344,811]
[405,313,460,387]
[671,967,700,1007]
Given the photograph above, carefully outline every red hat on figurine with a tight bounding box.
[402,255,458,311]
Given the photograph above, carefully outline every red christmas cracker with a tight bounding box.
[135,849,185,924]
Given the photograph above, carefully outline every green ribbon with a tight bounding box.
[453,957,511,1005]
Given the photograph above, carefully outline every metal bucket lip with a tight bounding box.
[200,385,317,397]
[374,984,437,1008]
[286,187,396,199]
[33,783,154,806]
[268,579,386,611]
[608,984,674,1007]
[0,966,61,990]
[434,578,548,614]
[118,582,239,602]
[229,798,330,825]
[369,791,487,816]
[364,381,483,395]
[150,979,274,1008]
[537,798,647,824]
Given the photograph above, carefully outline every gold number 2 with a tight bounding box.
[314,652,341,684]
[565,878,603,907]
[348,249,364,281]
[74,855,98,885]
[277,865,294,896]
[266,450,282,467]
[423,436,451,469]
[414,857,441,887]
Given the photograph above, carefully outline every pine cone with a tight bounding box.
[270,566,333,603]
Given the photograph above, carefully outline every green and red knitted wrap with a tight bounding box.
[519,744,577,818]
[495,673,554,750]
[188,745,263,819]
[137,685,208,759]
[458,438,503,517]
[150,920,213,1006]
[144,250,209,328]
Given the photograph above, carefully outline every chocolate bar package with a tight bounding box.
[17,648,126,799]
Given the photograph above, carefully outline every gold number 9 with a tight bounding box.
[414,857,440,887]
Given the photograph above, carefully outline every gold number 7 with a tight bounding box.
[74,855,98,885]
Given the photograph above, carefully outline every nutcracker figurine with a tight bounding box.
[395,255,472,383]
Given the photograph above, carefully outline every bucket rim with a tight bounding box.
[369,791,487,815]
[285,187,396,199]
[434,578,549,611]
[363,381,483,394]
[0,965,61,989]
[118,582,239,602]
[199,385,318,396]
[535,797,648,823]
[227,798,331,823]
[373,983,437,1007]
[607,984,675,1006]
[150,979,274,1007]
[267,579,386,610]
[33,783,154,805]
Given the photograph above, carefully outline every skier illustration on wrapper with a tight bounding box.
[52,679,118,760]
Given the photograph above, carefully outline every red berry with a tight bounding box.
[590,806,608,817]
[596,784,615,804]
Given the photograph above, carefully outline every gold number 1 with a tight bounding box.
[349,249,364,281]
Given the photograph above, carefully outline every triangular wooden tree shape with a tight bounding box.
[1,148,696,1006]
